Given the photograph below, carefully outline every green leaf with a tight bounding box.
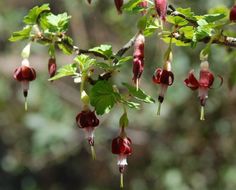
[49,63,78,81]
[122,83,155,103]
[114,56,133,67]
[40,12,71,32]
[121,99,140,109]
[203,13,225,23]
[179,26,194,39]
[23,4,50,24]
[176,7,195,20]
[137,16,148,30]
[57,36,74,55]
[90,81,121,115]
[167,15,189,26]
[9,26,32,42]
[74,54,96,72]
[143,17,160,37]
[123,0,142,13]
[89,44,113,59]
[162,37,191,47]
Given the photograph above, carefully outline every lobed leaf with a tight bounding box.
[49,63,78,81]
[90,81,121,115]
[122,83,155,103]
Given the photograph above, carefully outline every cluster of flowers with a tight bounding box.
[14,0,236,188]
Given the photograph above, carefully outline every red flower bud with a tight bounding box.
[154,0,167,21]
[230,5,236,21]
[133,33,145,89]
[48,58,57,78]
[114,0,123,14]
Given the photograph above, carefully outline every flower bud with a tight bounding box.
[230,5,236,22]
[48,58,57,78]
[133,33,145,89]
[114,0,123,14]
[154,0,167,21]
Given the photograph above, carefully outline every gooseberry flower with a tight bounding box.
[154,0,167,22]
[76,106,99,159]
[114,0,123,14]
[152,56,174,115]
[13,58,36,110]
[133,32,145,90]
[139,0,148,15]
[112,127,132,188]
[230,5,236,21]
[48,58,57,79]
[184,61,223,120]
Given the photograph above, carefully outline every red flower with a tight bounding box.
[184,61,222,120]
[112,136,132,156]
[14,65,36,82]
[111,127,132,188]
[76,108,99,146]
[114,0,123,14]
[48,58,57,79]
[14,59,36,100]
[154,0,168,21]
[152,60,174,115]
[133,33,145,90]
[230,5,236,21]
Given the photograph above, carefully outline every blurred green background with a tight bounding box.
[1,0,236,189]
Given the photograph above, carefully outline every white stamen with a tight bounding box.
[117,155,128,166]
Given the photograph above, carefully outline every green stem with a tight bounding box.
[120,172,124,189]
[90,146,96,160]
[200,106,205,121]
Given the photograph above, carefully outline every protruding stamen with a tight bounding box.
[120,172,124,188]
[136,79,139,91]
[24,97,28,111]
[157,102,162,115]
[200,106,205,121]
[90,145,96,160]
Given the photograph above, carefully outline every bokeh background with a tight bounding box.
[1,0,236,189]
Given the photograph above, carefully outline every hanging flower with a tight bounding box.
[76,106,99,159]
[152,56,174,115]
[112,127,132,188]
[184,60,223,120]
[14,58,36,110]
[154,0,167,22]
[133,32,145,90]
[230,5,236,21]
